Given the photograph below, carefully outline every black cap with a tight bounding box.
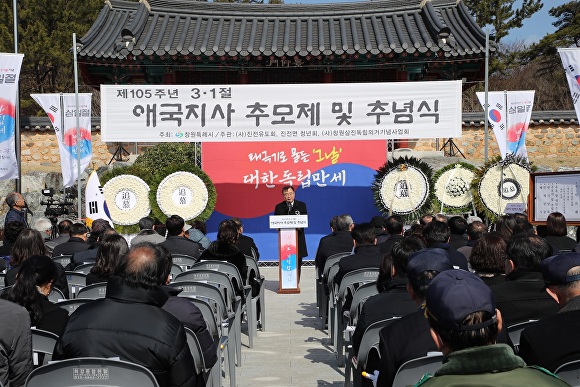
[541,252,580,286]
[407,248,453,288]
[425,269,497,332]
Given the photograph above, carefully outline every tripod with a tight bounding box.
[108,143,130,165]
[440,138,465,158]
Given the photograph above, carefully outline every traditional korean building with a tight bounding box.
[77,0,488,87]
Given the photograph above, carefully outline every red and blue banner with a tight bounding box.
[203,140,387,261]
[0,53,24,180]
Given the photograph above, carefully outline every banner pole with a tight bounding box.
[484,28,489,163]
[73,33,82,221]
[13,0,21,192]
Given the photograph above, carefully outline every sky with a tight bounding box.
[283,0,569,45]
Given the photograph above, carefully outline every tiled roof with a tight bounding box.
[21,111,578,132]
[77,0,488,61]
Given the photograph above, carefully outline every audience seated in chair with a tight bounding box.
[231,217,260,260]
[378,215,406,254]
[417,269,567,386]
[51,222,89,258]
[53,242,197,387]
[315,214,354,277]
[159,215,201,259]
[519,252,580,371]
[86,234,129,286]
[469,232,507,286]
[68,219,114,270]
[131,217,166,246]
[0,298,32,387]
[44,219,72,253]
[422,221,468,270]
[456,220,487,260]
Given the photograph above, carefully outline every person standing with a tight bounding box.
[4,192,29,228]
[274,186,308,277]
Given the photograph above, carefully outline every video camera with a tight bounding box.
[40,188,74,219]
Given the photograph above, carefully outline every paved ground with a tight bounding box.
[230,266,345,387]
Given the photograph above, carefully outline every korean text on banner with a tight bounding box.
[100,81,462,142]
[0,53,24,180]
[559,48,580,121]
[85,170,113,228]
[31,93,92,187]
[477,91,534,160]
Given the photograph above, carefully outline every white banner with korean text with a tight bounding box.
[31,93,92,187]
[477,90,534,160]
[100,81,462,142]
[0,53,24,180]
[559,48,580,121]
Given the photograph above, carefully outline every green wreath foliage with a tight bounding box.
[133,143,201,175]
[98,165,150,234]
[372,156,434,224]
[431,162,478,215]
[148,163,217,225]
[471,155,535,223]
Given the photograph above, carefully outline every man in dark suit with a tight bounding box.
[491,234,559,326]
[274,186,308,273]
[315,214,354,276]
[378,215,406,254]
[231,217,260,260]
[159,215,201,259]
[422,220,468,270]
[519,252,580,371]
[51,223,90,257]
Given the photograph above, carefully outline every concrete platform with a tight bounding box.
[231,266,344,386]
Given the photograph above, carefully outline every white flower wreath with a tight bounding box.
[478,163,529,216]
[434,165,475,209]
[103,175,151,226]
[379,165,429,214]
[156,171,209,221]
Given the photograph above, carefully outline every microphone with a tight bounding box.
[23,201,33,215]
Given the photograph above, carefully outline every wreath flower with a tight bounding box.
[103,174,151,226]
[156,171,209,221]
[372,156,433,223]
[433,162,477,214]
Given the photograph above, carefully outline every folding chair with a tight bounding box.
[171,254,198,271]
[76,282,107,299]
[185,327,213,386]
[170,263,183,282]
[555,359,580,387]
[47,287,66,303]
[73,263,94,275]
[333,268,379,367]
[391,354,444,387]
[345,317,400,387]
[31,328,58,368]
[175,269,245,366]
[55,298,93,315]
[507,319,538,354]
[65,271,87,299]
[246,255,266,335]
[24,357,160,387]
[326,261,341,342]
[318,252,351,319]
[52,255,72,268]
[169,282,235,387]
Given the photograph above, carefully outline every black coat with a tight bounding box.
[200,242,248,296]
[378,234,405,254]
[236,234,259,260]
[51,237,89,258]
[491,270,559,326]
[274,199,308,258]
[315,230,353,274]
[53,276,196,387]
[6,262,70,299]
[334,245,383,288]
[519,296,580,372]
[160,236,201,259]
[427,244,468,271]
[351,277,416,355]
[36,297,69,337]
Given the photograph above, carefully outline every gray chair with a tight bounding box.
[169,263,183,281]
[184,327,213,387]
[345,317,400,387]
[73,263,94,275]
[65,271,87,299]
[391,354,445,387]
[24,357,160,387]
[47,287,66,302]
[507,319,538,354]
[246,255,266,337]
[171,254,198,271]
[326,261,341,341]
[555,359,580,387]
[52,255,72,268]
[31,328,58,368]
[319,252,351,320]
[55,298,93,316]
[76,282,107,299]
[333,268,379,367]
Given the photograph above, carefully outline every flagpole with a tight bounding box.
[13,0,21,193]
[484,28,489,163]
[73,33,82,221]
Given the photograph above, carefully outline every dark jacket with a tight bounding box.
[236,234,259,260]
[160,236,201,259]
[36,297,69,337]
[200,242,248,294]
[0,299,32,387]
[69,245,99,270]
[5,262,70,299]
[427,244,468,270]
[4,208,28,229]
[315,229,353,274]
[162,287,218,372]
[352,276,416,355]
[378,234,405,254]
[519,295,580,372]
[53,276,196,387]
[274,199,308,258]
[491,270,559,326]
[334,244,383,288]
[545,235,577,253]
[51,237,89,258]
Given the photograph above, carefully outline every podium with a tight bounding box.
[269,215,308,294]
